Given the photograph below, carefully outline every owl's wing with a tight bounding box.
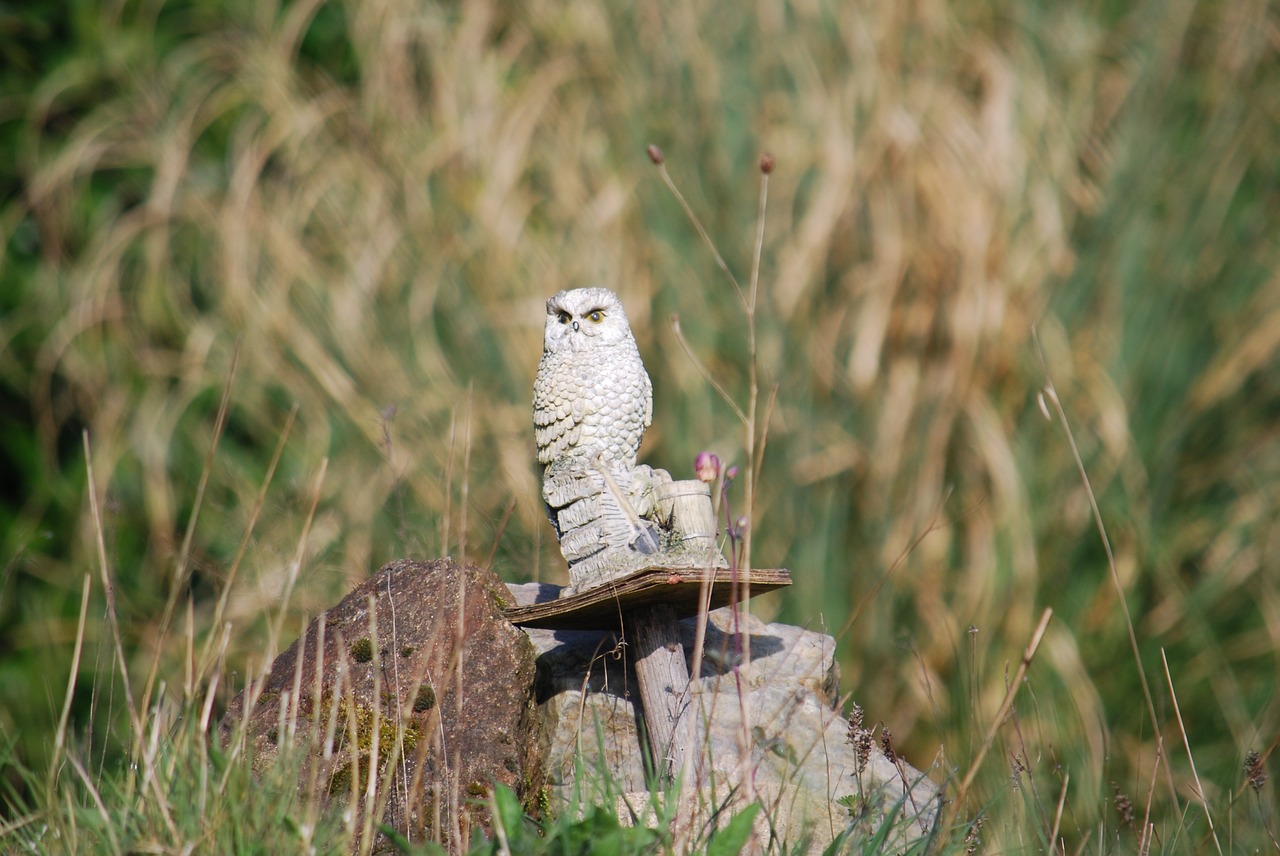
[533,410,577,465]
[533,369,587,465]
[642,370,653,428]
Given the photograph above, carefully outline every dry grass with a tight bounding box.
[3,0,1279,850]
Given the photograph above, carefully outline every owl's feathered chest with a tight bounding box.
[536,339,637,386]
[532,338,652,467]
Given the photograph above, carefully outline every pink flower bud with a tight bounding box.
[695,451,720,482]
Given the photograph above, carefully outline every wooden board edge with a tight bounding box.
[504,567,791,628]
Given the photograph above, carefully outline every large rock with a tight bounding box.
[511,582,939,853]
[221,559,541,854]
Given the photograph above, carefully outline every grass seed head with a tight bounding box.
[1245,750,1267,793]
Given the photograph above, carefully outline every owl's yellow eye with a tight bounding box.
[557,311,571,324]
[587,309,605,323]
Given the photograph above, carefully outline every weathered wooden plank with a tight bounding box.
[502,567,791,630]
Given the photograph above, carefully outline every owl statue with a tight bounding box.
[533,287,668,592]
[534,287,652,469]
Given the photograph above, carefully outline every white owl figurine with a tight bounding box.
[533,287,668,591]
[533,287,653,468]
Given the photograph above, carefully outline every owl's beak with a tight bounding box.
[571,320,580,332]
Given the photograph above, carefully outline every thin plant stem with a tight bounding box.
[835,488,954,643]
[1163,648,1224,856]
[676,559,716,825]
[1034,328,1179,811]
[942,606,1053,831]
[655,162,746,310]
[670,315,747,424]
[1139,738,1163,856]
[198,622,232,733]
[361,597,381,855]
[443,409,456,556]
[1049,771,1069,855]
[48,574,93,800]
[733,165,770,818]
[199,402,298,680]
[140,680,180,842]
[267,458,329,659]
[82,432,143,750]
[142,341,240,723]
[66,750,121,856]
[652,150,775,827]
[460,384,472,565]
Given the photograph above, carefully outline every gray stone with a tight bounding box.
[510,582,939,853]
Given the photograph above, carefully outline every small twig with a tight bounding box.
[651,145,776,835]
[379,403,412,549]
[1162,648,1224,856]
[1009,705,1048,826]
[338,655,361,844]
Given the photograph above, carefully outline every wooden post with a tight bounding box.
[626,480,715,782]
[505,567,791,784]
[625,602,690,782]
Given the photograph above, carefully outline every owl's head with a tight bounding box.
[543,287,636,351]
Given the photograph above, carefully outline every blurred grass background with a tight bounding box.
[1,0,1278,848]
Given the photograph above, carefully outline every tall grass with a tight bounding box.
[2,0,1278,850]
